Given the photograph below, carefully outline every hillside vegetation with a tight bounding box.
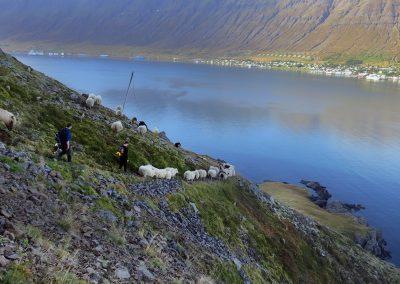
[1,0,400,61]
[0,48,399,283]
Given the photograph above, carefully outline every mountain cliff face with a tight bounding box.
[0,0,399,58]
[0,49,399,282]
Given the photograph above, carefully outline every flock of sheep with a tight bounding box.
[183,163,236,181]
[1,90,237,182]
[137,163,236,182]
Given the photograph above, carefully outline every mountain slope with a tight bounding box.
[0,0,399,58]
[0,49,400,282]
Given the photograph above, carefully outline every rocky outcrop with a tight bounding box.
[300,180,331,208]
[300,179,390,260]
[355,230,391,260]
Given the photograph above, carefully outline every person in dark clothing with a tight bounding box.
[57,123,73,162]
[118,141,129,172]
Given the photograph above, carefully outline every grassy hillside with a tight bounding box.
[0,48,399,283]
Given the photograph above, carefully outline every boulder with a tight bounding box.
[115,267,130,280]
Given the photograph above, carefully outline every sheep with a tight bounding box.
[174,142,181,148]
[85,97,95,108]
[94,95,102,105]
[208,169,218,179]
[111,120,123,133]
[6,85,10,91]
[88,93,102,105]
[165,167,179,177]
[115,105,123,116]
[138,125,147,135]
[139,165,179,180]
[153,127,159,134]
[194,170,200,180]
[219,171,228,180]
[156,167,179,179]
[139,165,157,178]
[0,109,17,131]
[165,171,172,180]
[197,169,207,179]
[221,163,236,177]
[184,171,196,181]
[209,166,220,173]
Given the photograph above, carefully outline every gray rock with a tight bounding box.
[189,202,199,214]
[138,263,155,281]
[98,210,118,223]
[115,267,130,280]
[0,255,10,267]
[232,257,242,270]
[1,209,12,218]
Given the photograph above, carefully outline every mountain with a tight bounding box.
[0,0,399,59]
[0,48,399,282]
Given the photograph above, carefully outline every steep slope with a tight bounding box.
[0,0,399,59]
[0,48,399,282]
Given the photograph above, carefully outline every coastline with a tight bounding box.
[12,50,400,87]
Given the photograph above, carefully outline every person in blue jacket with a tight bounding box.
[57,123,73,162]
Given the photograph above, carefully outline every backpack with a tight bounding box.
[57,128,68,143]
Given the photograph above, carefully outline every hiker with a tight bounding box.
[117,140,129,172]
[56,123,73,162]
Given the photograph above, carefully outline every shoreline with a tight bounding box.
[13,51,400,87]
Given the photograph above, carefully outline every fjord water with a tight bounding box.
[17,55,400,265]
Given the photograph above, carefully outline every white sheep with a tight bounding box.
[155,168,166,179]
[197,169,207,179]
[184,171,196,181]
[85,97,95,108]
[139,165,156,178]
[208,169,218,179]
[138,165,178,180]
[6,85,10,91]
[194,170,200,180]
[88,93,102,105]
[153,127,159,134]
[0,109,17,131]
[111,120,123,133]
[115,105,123,116]
[138,125,147,135]
[94,95,102,105]
[209,166,220,173]
[165,167,179,177]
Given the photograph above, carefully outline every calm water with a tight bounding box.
[17,55,400,265]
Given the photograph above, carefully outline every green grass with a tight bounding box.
[0,156,23,173]
[168,180,336,282]
[0,264,32,284]
[94,196,123,220]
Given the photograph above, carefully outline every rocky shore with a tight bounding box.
[301,180,391,260]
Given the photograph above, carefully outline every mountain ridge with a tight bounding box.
[0,0,400,60]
